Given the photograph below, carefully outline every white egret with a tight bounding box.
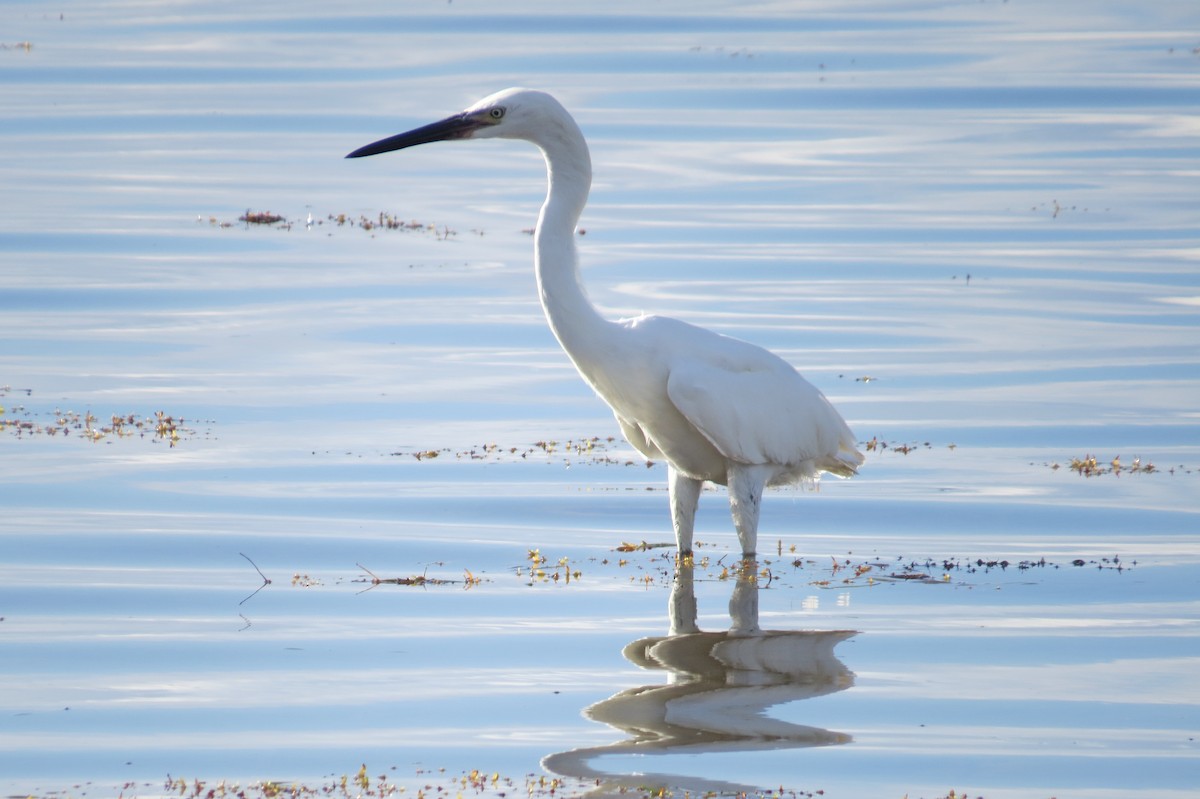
[347,88,863,557]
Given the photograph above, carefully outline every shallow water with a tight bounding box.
[2,2,1198,797]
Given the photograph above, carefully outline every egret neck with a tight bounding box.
[529,118,617,368]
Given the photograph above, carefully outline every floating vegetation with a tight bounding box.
[147,763,832,799]
[392,436,653,469]
[520,547,584,585]
[506,539,1137,592]
[246,539,1136,606]
[858,439,1188,475]
[801,551,1135,589]
[510,544,688,588]
[615,540,675,552]
[1042,453,1189,477]
[239,209,285,225]
[1029,198,1110,218]
[354,562,484,591]
[1,389,207,447]
[291,573,321,588]
[863,436,949,456]
[17,760,1072,799]
[394,435,967,467]
[201,209,459,237]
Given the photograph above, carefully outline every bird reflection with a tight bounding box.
[542,561,856,795]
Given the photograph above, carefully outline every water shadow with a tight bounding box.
[543,561,856,794]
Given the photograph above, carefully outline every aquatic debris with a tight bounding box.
[355,563,483,591]
[1029,198,1108,219]
[239,209,285,225]
[0,390,208,447]
[259,539,1141,600]
[391,436,649,468]
[715,558,775,586]
[863,436,946,455]
[329,211,452,237]
[148,764,833,799]
[395,435,966,467]
[511,541,1143,592]
[203,209,459,236]
[800,552,1136,589]
[615,540,674,552]
[519,548,584,585]
[238,552,272,605]
[1043,453,1174,477]
[517,541,731,589]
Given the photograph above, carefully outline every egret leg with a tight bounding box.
[668,465,702,556]
[728,559,760,635]
[668,559,699,635]
[727,463,772,557]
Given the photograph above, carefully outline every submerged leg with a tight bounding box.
[668,559,699,636]
[668,465,702,556]
[728,558,760,634]
[727,463,772,557]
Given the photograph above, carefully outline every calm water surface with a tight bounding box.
[2,2,1198,797]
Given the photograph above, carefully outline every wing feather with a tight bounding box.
[666,357,861,476]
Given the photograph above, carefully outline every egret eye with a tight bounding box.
[489,107,506,120]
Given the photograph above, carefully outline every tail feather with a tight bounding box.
[822,435,865,478]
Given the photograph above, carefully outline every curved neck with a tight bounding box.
[532,123,612,356]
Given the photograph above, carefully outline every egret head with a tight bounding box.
[346,87,572,159]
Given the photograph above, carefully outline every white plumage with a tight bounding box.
[348,88,863,557]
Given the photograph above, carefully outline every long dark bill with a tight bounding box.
[345,113,482,159]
